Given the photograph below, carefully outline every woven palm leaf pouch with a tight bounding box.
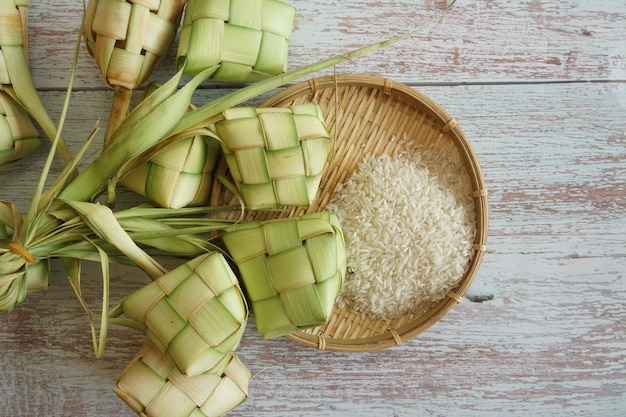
[0,90,40,165]
[213,102,331,209]
[221,211,346,339]
[121,252,248,377]
[83,0,186,90]
[119,83,222,208]
[0,0,66,159]
[176,0,296,82]
[115,339,250,417]
[121,131,222,208]
[0,201,50,311]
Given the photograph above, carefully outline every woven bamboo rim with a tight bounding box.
[210,74,488,352]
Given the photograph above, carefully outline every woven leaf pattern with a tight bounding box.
[83,0,186,89]
[214,102,331,209]
[122,252,248,376]
[0,91,40,165]
[0,202,49,311]
[0,0,29,85]
[115,339,250,417]
[0,0,74,164]
[177,0,296,82]
[221,212,346,339]
[0,259,48,312]
[121,132,222,208]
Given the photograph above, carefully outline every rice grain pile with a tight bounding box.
[327,140,477,319]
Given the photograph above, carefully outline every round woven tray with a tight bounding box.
[210,74,488,352]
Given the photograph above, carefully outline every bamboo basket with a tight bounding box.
[210,74,489,352]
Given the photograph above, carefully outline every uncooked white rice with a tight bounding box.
[328,139,477,319]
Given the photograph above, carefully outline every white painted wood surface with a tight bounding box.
[1,1,625,416]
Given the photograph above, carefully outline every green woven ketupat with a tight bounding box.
[221,211,346,339]
[176,0,296,82]
[0,0,28,86]
[121,132,222,208]
[115,339,250,417]
[0,0,72,163]
[122,252,248,377]
[83,0,187,142]
[83,0,185,91]
[0,201,49,311]
[0,259,49,311]
[0,90,39,166]
[214,102,331,209]
[120,83,222,208]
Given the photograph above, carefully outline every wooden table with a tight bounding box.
[1,1,625,416]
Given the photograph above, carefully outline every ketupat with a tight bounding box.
[83,0,187,144]
[119,84,223,209]
[0,201,49,310]
[214,102,331,209]
[0,10,447,350]
[0,0,73,163]
[177,0,296,82]
[120,252,249,377]
[121,132,222,208]
[221,211,346,339]
[0,0,456,311]
[115,339,250,417]
[0,90,40,165]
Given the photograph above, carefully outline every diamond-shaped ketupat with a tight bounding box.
[0,91,40,166]
[120,83,223,209]
[115,339,250,417]
[177,0,296,82]
[221,211,346,339]
[121,131,222,208]
[82,0,187,143]
[122,252,248,377]
[214,102,331,209]
[0,202,49,311]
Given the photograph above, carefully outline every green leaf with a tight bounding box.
[61,245,109,358]
[61,200,166,279]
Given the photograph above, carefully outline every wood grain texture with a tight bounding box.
[1,0,625,416]
[24,0,626,89]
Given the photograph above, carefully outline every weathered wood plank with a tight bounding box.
[23,0,626,90]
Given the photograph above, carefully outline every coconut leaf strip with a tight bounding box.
[62,200,166,280]
[61,241,110,358]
